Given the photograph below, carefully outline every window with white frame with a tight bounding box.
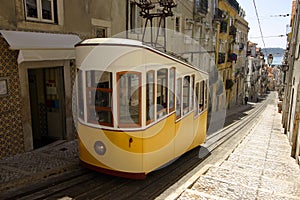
[175,16,181,32]
[95,27,107,38]
[25,0,57,23]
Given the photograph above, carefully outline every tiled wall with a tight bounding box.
[0,37,25,158]
[70,64,78,139]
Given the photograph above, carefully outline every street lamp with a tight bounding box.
[281,63,289,72]
[267,54,273,66]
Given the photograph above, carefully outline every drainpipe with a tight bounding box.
[126,0,129,39]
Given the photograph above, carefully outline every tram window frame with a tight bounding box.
[117,71,142,128]
[176,78,182,119]
[146,70,155,125]
[86,71,113,127]
[183,75,190,115]
[156,68,168,119]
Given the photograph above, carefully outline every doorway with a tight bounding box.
[28,67,66,149]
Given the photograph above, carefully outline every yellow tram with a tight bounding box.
[75,38,208,179]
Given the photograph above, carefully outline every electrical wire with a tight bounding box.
[249,35,286,39]
[252,0,266,50]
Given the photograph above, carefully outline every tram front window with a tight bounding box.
[118,72,141,127]
[86,71,113,126]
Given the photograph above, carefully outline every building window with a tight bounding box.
[118,72,141,127]
[95,28,107,38]
[195,0,208,15]
[129,1,142,32]
[25,0,57,23]
[175,16,181,32]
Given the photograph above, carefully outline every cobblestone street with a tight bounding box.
[0,140,79,192]
[177,103,300,199]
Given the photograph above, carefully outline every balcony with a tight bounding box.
[220,21,228,33]
[229,25,237,36]
[228,53,237,63]
[218,52,226,64]
[225,0,240,13]
[195,0,208,16]
[225,79,234,90]
[214,8,226,21]
[239,43,245,51]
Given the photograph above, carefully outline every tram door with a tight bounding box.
[28,67,66,149]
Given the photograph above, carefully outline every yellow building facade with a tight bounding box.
[216,0,248,109]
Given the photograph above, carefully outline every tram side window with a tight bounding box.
[195,82,200,116]
[169,67,175,113]
[190,75,195,111]
[199,80,204,112]
[204,80,208,109]
[157,68,168,119]
[118,72,141,127]
[183,76,190,115]
[176,78,182,119]
[78,70,84,120]
[146,71,155,125]
[86,71,113,126]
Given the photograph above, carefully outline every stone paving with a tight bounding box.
[177,103,300,199]
[0,140,79,192]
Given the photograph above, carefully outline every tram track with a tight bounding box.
[204,94,272,152]
[1,94,274,200]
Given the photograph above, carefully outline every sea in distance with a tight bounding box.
[272,56,283,65]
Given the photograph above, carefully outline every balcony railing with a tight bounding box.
[218,52,226,64]
[239,43,245,51]
[225,0,240,13]
[195,0,208,15]
[228,53,237,62]
[229,25,237,36]
[214,8,225,21]
[220,21,228,33]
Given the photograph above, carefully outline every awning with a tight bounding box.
[0,30,81,64]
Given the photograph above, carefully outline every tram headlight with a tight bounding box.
[94,141,106,155]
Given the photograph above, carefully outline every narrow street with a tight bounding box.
[1,93,298,200]
[1,1,299,199]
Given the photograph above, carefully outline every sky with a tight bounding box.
[238,0,293,49]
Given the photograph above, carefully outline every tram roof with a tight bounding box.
[77,38,208,75]
[78,38,143,47]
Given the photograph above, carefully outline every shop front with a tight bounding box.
[0,30,81,155]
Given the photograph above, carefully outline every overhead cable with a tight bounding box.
[252,0,266,50]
